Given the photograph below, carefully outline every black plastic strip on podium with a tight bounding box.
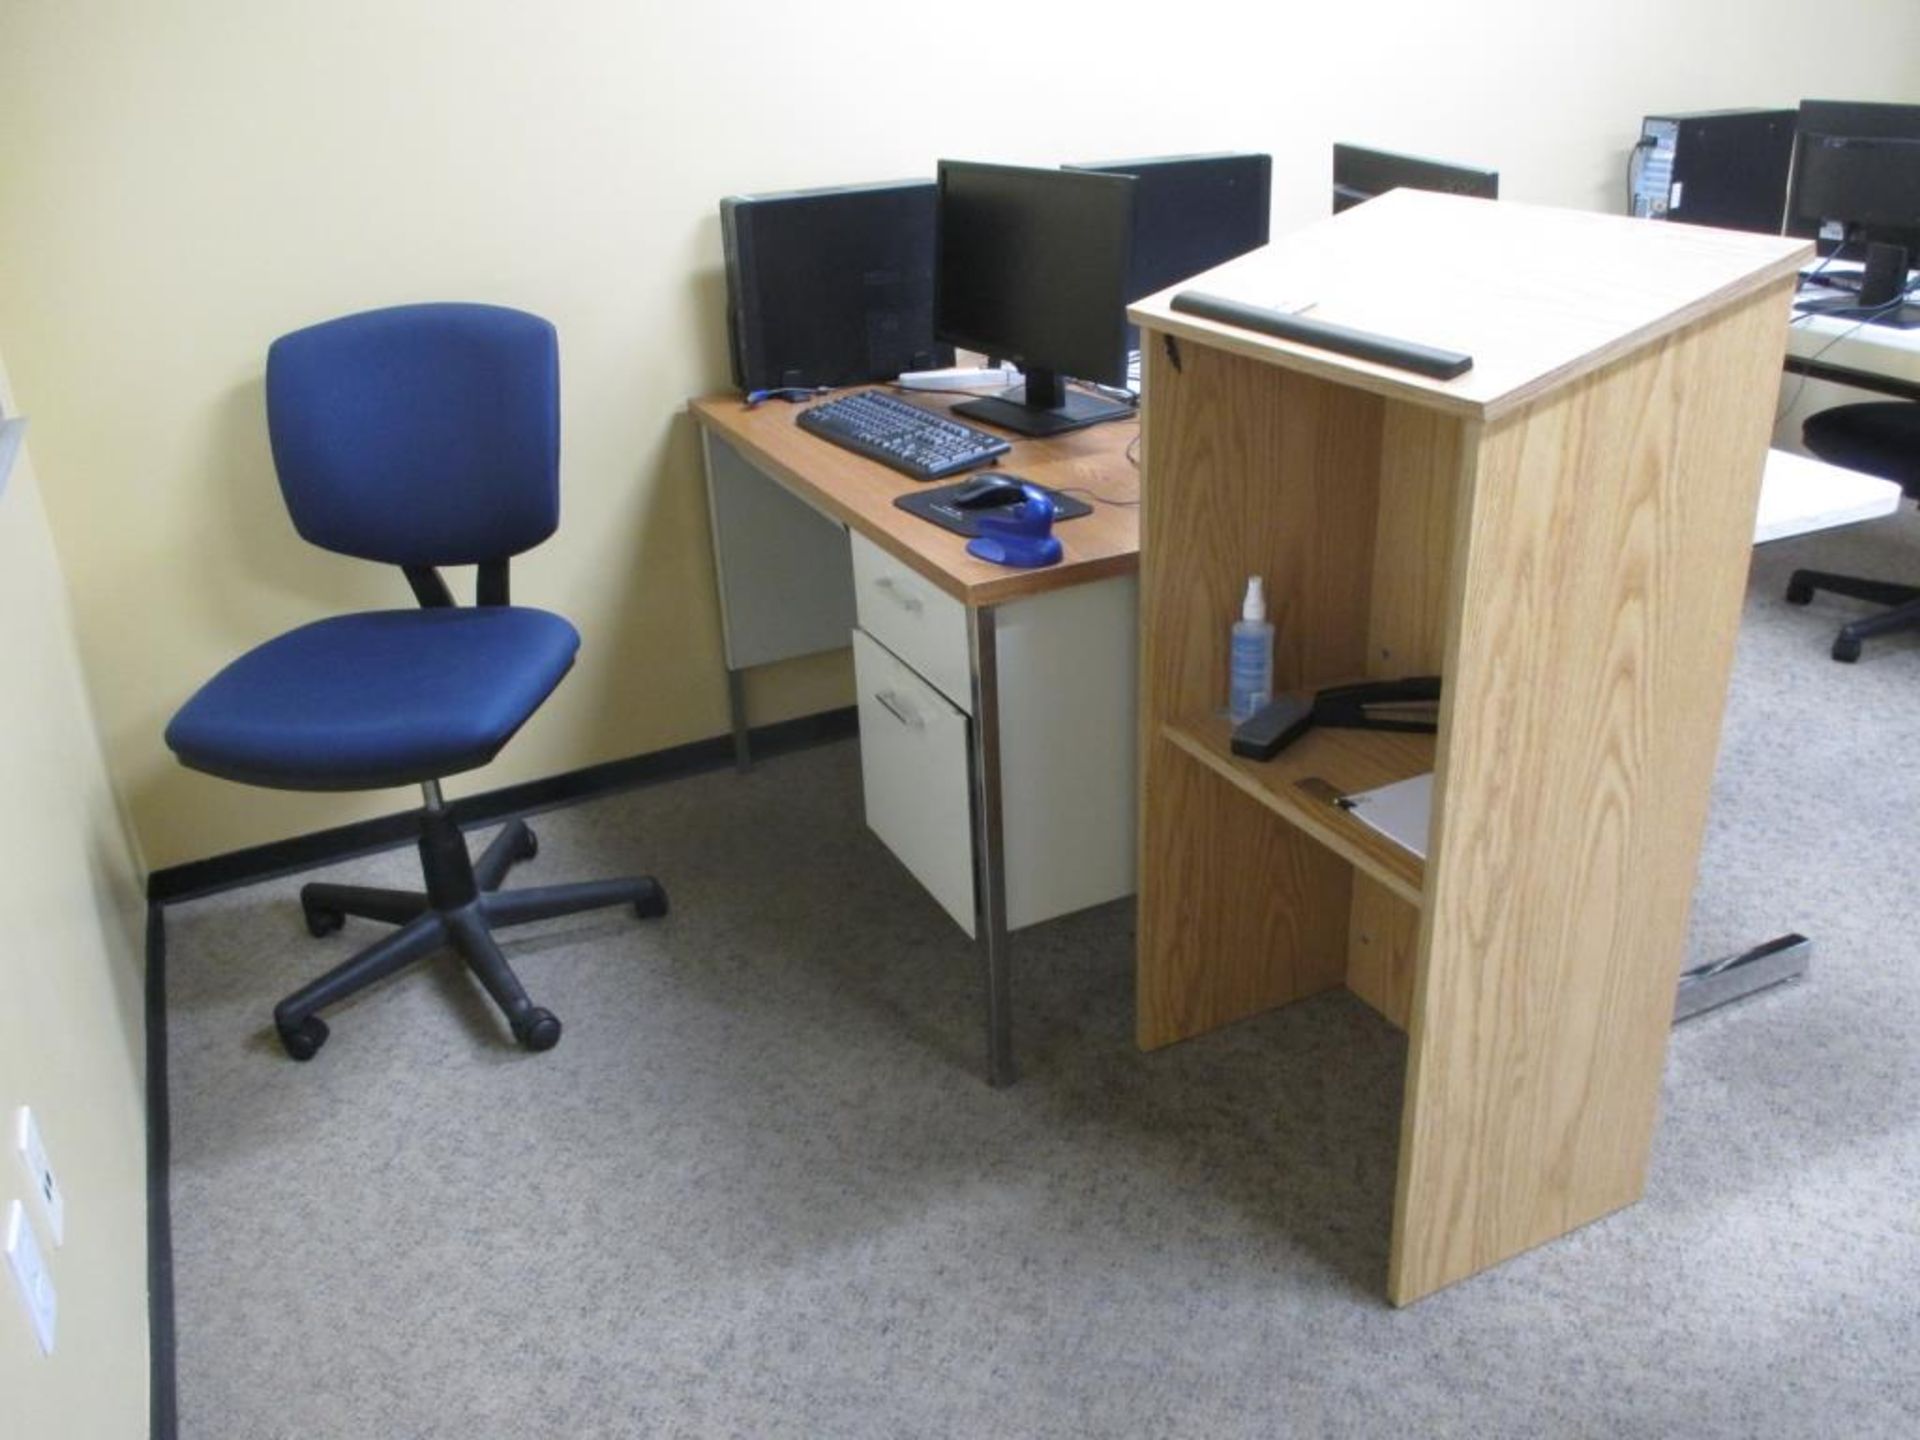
[1169,291,1474,381]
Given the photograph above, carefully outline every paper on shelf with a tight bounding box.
[1338,771,1432,861]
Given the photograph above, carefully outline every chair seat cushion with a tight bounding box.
[1801,402,1920,495]
[166,608,579,791]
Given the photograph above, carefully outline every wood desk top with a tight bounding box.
[689,389,1141,607]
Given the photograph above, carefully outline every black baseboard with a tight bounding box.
[146,707,857,906]
[146,902,177,1440]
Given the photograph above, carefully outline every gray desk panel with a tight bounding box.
[703,430,856,670]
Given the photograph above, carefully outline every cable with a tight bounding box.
[744,386,829,408]
[1043,423,1144,506]
[1775,285,1916,427]
[1053,484,1139,507]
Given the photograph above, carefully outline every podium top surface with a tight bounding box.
[1129,191,1811,421]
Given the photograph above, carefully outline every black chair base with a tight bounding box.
[273,811,666,1060]
[1784,568,1920,663]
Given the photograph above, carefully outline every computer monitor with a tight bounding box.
[1787,101,1920,323]
[1787,102,1920,255]
[1064,152,1272,355]
[1331,143,1499,213]
[935,160,1137,437]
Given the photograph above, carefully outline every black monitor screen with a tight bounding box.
[935,160,1135,435]
[1788,101,1920,256]
[1332,143,1499,213]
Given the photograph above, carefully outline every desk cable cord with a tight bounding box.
[1777,285,1919,427]
[1044,424,1144,508]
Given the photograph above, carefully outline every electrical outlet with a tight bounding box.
[14,1108,63,1246]
[5,1200,56,1355]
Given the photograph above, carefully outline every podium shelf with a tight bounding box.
[1161,711,1432,905]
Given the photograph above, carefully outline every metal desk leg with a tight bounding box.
[968,606,1015,1087]
[726,668,752,773]
[1674,933,1811,1024]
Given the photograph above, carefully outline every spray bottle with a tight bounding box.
[1229,576,1274,722]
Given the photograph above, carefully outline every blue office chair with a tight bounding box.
[166,303,666,1060]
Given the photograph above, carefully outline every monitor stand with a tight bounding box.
[953,367,1134,438]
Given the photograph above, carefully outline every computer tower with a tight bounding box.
[720,179,953,392]
[1629,109,1797,234]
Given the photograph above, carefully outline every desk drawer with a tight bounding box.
[850,531,972,714]
[852,628,975,937]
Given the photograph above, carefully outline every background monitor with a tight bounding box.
[1065,152,1272,357]
[1787,101,1920,259]
[719,179,951,392]
[1332,143,1499,212]
[935,160,1137,437]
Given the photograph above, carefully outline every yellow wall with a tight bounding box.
[0,356,149,1434]
[0,3,1916,868]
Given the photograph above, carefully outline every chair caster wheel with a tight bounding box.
[634,883,669,921]
[303,905,345,938]
[277,1015,329,1061]
[1832,633,1862,663]
[514,825,539,862]
[1785,576,1814,605]
[515,1008,562,1052]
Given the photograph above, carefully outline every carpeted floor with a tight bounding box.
[161,513,1920,1439]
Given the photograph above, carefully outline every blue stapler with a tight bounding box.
[965,483,1062,568]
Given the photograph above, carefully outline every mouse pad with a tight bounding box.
[893,479,1094,539]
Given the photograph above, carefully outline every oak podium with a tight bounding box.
[1130,192,1809,1304]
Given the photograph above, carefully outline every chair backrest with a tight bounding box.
[266,303,560,567]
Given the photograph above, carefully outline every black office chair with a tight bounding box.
[166,303,667,1060]
[1785,401,1920,661]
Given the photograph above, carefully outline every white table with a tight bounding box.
[1756,446,1902,541]
[1675,446,1903,1022]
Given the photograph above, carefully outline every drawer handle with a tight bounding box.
[872,575,923,614]
[873,689,924,729]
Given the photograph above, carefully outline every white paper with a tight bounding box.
[1340,771,1432,860]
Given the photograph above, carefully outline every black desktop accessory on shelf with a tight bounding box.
[1231,676,1441,761]
[1331,144,1498,213]
[721,179,954,391]
[796,389,1011,480]
[964,483,1062,569]
[894,475,1092,538]
[1170,291,1474,381]
[935,159,1139,437]
[1064,153,1273,352]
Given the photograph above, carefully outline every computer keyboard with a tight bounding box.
[797,390,1011,481]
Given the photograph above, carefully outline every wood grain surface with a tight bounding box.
[689,389,1140,608]
[1389,282,1795,1304]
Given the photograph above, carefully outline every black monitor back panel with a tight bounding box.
[1331,144,1498,212]
[1065,153,1271,353]
[720,179,954,392]
[1788,101,1920,255]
